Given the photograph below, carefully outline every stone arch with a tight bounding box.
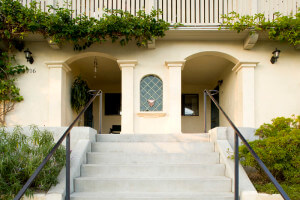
[140,73,163,82]
[65,52,117,65]
[185,51,239,64]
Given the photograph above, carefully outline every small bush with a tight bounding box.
[239,115,300,199]
[0,126,66,200]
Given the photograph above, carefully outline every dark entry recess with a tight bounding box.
[105,93,121,115]
[210,86,219,129]
[84,102,93,128]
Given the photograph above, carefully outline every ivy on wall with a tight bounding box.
[220,11,300,46]
[0,0,170,125]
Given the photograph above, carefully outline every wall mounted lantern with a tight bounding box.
[24,48,34,64]
[93,57,98,79]
[270,48,280,64]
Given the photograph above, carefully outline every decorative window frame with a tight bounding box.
[139,74,163,113]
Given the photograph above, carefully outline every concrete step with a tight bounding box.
[74,177,232,193]
[97,134,209,142]
[91,142,214,153]
[71,192,234,200]
[87,152,220,164]
[81,164,225,178]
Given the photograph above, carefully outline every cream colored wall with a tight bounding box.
[181,84,212,133]
[218,64,238,127]
[6,42,51,126]
[63,68,74,126]
[253,41,300,126]
[5,40,300,130]
[134,62,170,133]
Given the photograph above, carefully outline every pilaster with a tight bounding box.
[166,61,185,133]
[232,61,259,127]
[46,61,71,126]
[117,60,138,134]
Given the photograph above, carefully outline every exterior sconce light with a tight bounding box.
[270,48,280,64]
[24,48,34,64]
[218,80,223,86]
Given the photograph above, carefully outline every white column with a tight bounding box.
[166,61,185,134]
[46,61,71,126]
[232,61,258,128]
[117,60,138,134]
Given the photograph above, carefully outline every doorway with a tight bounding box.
[84,102,94,128]
[210,86,219,129]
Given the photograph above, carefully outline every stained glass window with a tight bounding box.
[140,75,163,111]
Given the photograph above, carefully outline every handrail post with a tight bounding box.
[65,133,70,200]
[234,131,239,200]
[99,91,102,134]
[204,91,207,133]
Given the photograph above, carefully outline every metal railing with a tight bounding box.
[203,89,290,200]
[14,90,102,200]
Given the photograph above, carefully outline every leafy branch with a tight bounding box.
[0,51,28,126]
[220,11,300,46]
[0,0,170,50]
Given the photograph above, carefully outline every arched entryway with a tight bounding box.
[66,52,121,134]
[181,51,238,133]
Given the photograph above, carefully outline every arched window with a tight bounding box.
[140,75,163,111]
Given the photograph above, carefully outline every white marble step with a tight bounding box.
[87,152,220,164]
[81,163,225,178]
[70,192,234,200]
[91,142,214,153]
[97,134,209,142]
[74,177,232,193]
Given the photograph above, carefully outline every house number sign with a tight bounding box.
[28,68,36,73]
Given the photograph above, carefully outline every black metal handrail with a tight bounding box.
[204,89,290,200]
[14,90,102,200]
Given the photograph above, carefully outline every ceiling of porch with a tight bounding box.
[70,56,121,86]
[183,55,235,86]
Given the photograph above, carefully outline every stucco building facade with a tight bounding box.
[5,0,300,134]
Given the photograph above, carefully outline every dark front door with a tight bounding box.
[84,102,93,128]
[211,86,219,129]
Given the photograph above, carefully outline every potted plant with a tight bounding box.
[71,76,90,125]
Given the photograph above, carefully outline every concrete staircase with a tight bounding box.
[70,134,234,200]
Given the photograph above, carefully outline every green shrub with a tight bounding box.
[0,126,66,200]
[239,115,300,198]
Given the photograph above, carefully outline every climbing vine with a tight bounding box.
[220,11,300,46]
[0,0,170,49]
[0,0,170,125]
[0,52,27,125]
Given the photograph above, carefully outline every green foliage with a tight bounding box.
[239,115,300,193]
[0,0,170,49]
[255,116,299,138]
[71,76,90,113]
[254,182,300,200]
[0,51,27,102]
[0,126,66,200]
[0,51,28,125]
[220,11,300,46]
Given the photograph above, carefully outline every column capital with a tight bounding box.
[165,61,186,70]
[45,61,71,72]
[232,61,259,73]
[117,60,138,70]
